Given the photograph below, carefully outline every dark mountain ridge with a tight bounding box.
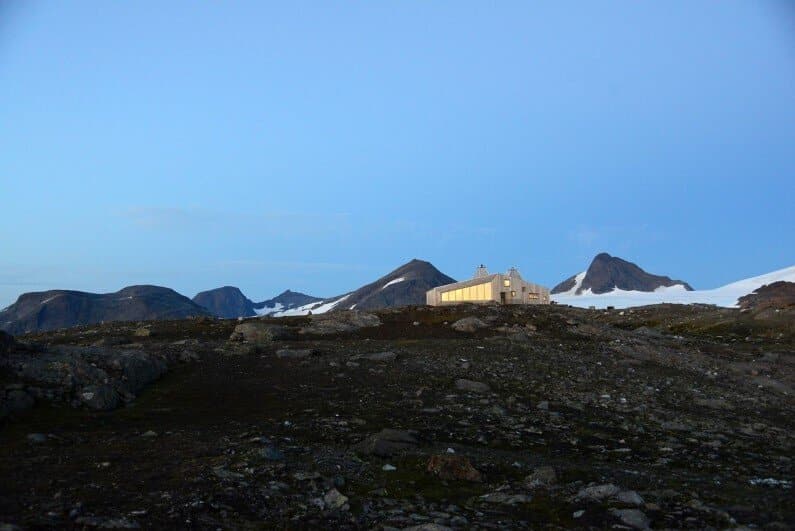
[552,253,693,295]
[0,285,210,335]
[253,290,324,316]
[193,286,257,319]
[342,258,456,311]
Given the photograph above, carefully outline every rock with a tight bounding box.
[229,322,285,343]
[74,516,140,528]
[259,446,285,461]
[141,430,158,438]
[426,455,482,482]
[401,525,453,531]
[576,483,621,501]
[133,327,151,338]
[616,490,644,506]
[479,492,531,505]
[694,398,730,410]
[80,384,120,411]
[356,429,419,457]
[116,352,168,394]
[454,379,491,394]
[323,488,349,510]
[609,508,650,529]
[213,467,245,481]
[524,466,557,488]
[382,464,397,471]
[26,433,47,444]
[301,311,381,335]
[451,317,488,333]
[276,349,313,359]
[360,351,397,362]
[536,400,549,411]
[1,388,35,418]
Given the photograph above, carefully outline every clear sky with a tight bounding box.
[2,1,794,306]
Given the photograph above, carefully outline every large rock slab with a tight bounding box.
[355,428,419,457]
[300,311,381,335]
[451,317,488,333]
[455,379,491,394]
[229,322,286,344]
[426,455,482,482]
[3,346,174,413]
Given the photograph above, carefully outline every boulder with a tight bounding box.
[576,483,621,501]
[0,388,35,419]
[358,351,397,362]
[115,352,167,394]
[426,454,482,482]
[451,317,488,333]
[616,490,645,506]
[323,488,349,510]
[455,379,491,394]
[479,492,532,505]
[300,311,381,335]
[79,384,121,411]
[229,322,286,343]
[610,508,650,529]
[276,349,313,359]
[524,466,557,489]
[355,428,419,457]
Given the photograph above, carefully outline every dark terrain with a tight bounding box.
[1,302,793,529]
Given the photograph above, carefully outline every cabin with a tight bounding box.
[426,265,550,306]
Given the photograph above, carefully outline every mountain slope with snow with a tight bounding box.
[552,265,795,309]
[253,290,324,317]
[552,253,692,295]
[263,259,455,317]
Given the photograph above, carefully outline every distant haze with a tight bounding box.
[1,2,794,307]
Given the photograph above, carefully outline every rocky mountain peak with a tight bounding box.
[552,253,693,295]
[193,286,256,319]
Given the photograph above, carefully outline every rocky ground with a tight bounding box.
[1,303,793,529]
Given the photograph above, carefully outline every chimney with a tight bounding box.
[474,264,489,278]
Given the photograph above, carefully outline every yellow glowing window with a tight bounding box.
[503,279,510,287]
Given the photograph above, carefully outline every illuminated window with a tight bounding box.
[439,282,494,303]
[511,291,516,297]
[503,279,510,287]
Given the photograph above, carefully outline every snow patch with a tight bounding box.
[380,277,405,290]
[552,265,795,309]
[272,294,350,317]
[557,272,586,296]
[254,302,283,316]
[40,295,62,305]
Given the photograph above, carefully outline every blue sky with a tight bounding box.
[1,1,794,306]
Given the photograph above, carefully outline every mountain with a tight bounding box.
[193,286,257,318]
[343,258,456,311]
[552,264,795,309]
[0,285,211,335]
[267,259,456,316]
[738,281,795,312]
[552,253,693,295]
[253,290,324,316]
